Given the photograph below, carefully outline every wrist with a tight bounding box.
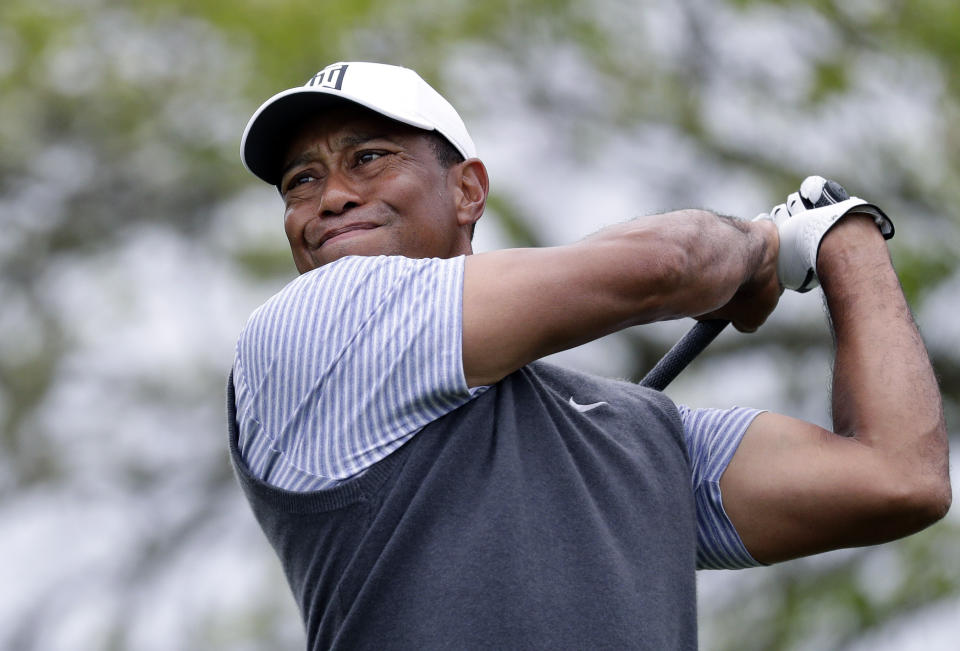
[817,213,890,281]
[748,217,780,287]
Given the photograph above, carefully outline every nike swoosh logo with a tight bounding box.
[568,397,609,413]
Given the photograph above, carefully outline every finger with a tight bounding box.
[800,175,850,207]
[787,192,804,216]
[770,203,789,224]
[799,175,828,209]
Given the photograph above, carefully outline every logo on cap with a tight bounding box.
[306,64,348,91]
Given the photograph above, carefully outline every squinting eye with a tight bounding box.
[357,151,384,165]
[286,174,316,192]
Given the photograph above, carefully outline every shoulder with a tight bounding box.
[242,255,464,335]
[263,255,435,307]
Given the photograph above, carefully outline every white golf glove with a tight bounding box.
[757,176,894,292]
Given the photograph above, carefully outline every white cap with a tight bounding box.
[241,62,477,185]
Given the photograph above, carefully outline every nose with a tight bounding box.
[318,170,361,217]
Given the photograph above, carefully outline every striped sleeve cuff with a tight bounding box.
[677,404,767,570]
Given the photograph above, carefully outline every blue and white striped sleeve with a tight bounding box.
[233,255,473,491]
[677,404,767,570]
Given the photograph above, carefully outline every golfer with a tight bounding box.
[228,61,950,649]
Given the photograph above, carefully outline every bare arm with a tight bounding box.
[462,210,779,387]
[720,214,951,563]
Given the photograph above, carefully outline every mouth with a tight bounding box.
[319,223,379,247]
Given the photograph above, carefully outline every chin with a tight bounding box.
[313,238,395,268]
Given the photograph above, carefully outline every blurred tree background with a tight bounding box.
[1,0,958,648]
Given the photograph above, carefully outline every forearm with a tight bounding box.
[578,210,776,324]
[719,187,949,564]
[819,215,950,512]
[462,210,777,386]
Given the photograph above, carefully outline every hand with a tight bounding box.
[698,218,782,333]
[757,176,894,293]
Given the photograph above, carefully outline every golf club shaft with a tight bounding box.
[640,319,728,390]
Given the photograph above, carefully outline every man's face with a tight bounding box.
[278,106,471,273]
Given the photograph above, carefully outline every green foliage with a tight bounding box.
[704,522,960,651]
[808,60,849,102]
[484,194,545,249]
[896,247,956,305]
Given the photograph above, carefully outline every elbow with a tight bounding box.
[906,425,953,528]
[883,466,952,535]
[916,473,952,526]
[867,419,952,535]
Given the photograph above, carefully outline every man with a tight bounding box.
[229,62,950,649]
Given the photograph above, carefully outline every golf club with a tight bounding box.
[639,319,728,390]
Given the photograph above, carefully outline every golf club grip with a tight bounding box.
[640,319,729,390]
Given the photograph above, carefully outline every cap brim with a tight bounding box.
[242,91,356,186]
[241,87,438,187]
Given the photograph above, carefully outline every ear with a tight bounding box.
[450,159,489,229]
